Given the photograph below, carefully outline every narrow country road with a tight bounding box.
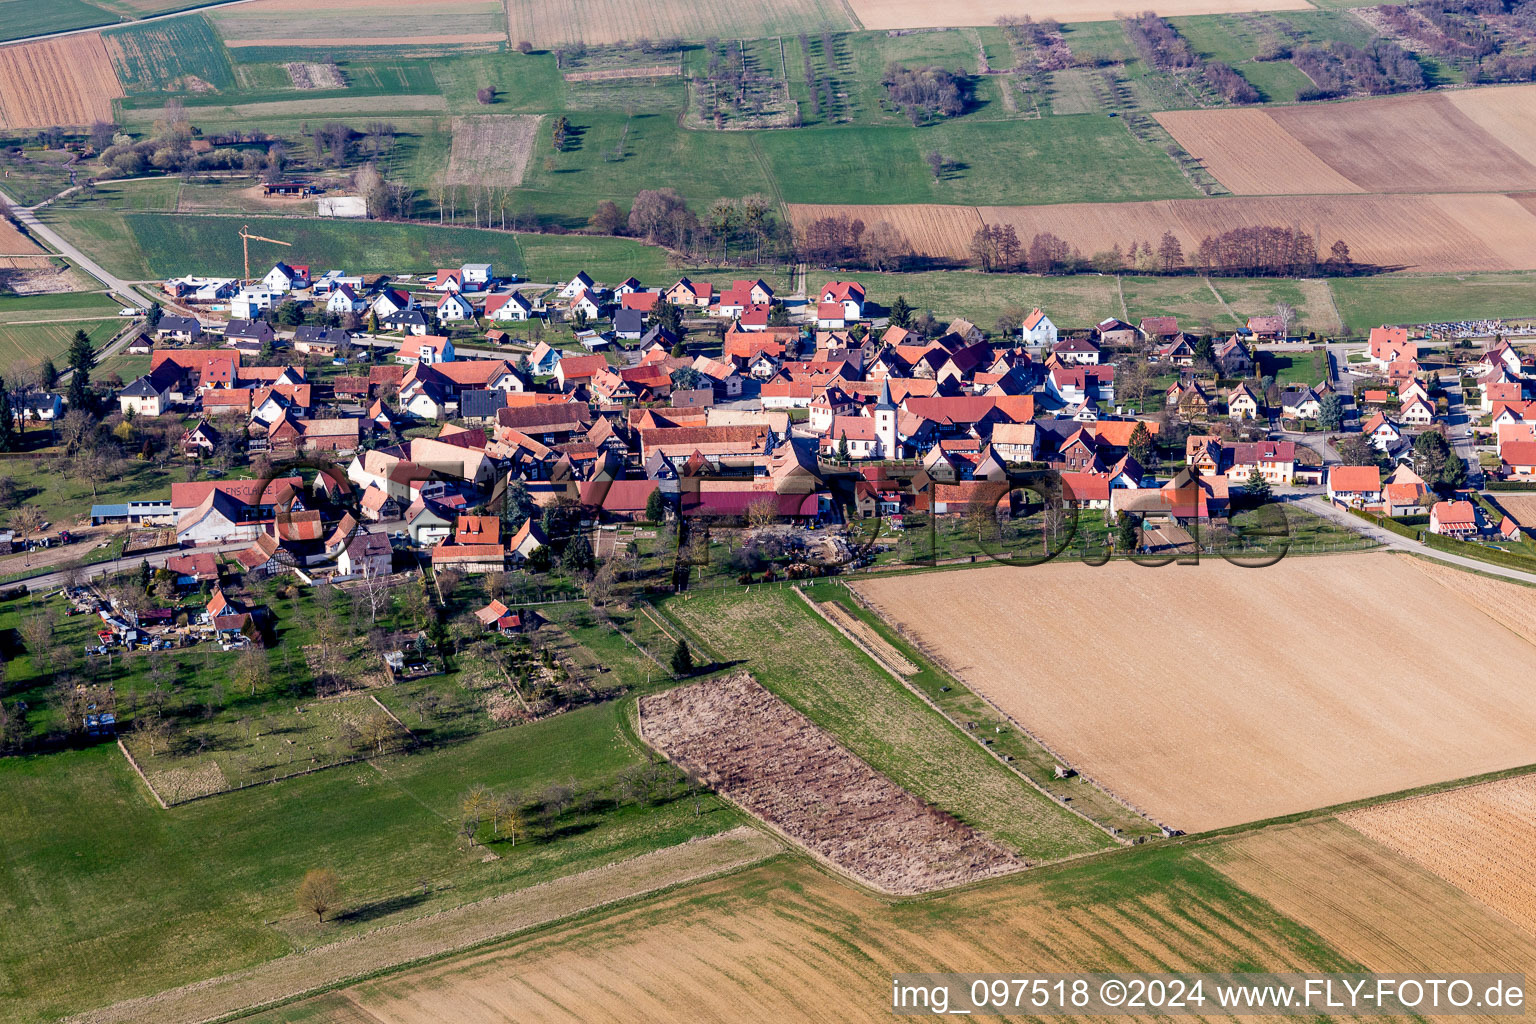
[0,185,146,308]
[1296,495,1536,586]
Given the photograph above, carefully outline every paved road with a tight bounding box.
[0,185,146,308]
[1297,495,1536,586]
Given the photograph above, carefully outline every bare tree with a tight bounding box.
[296,868,342,922]
[356,561,391,625]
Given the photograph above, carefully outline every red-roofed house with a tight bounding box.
[556,354,609,391]
[665,278,713,307]
[817,281,864,320]
[1368,326,1416,368]
[1502,441,1536,478]
[1327,465,1382,508]
[621,290,660,312]
[1430,500,1478,537]
[397,335,454,365]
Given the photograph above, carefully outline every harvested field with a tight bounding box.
[444,115,542,187]
[0,218,43,255]
[1406,555,1536,648]
[1154,108,1365,195]
[285,62,346,90]
[640,673,1020,893]
[505,0,856,47]
[279,851,1358,1024]
[855,553,1536,833]
[789,195,1536,273]
[1342,775,1536,938]
[1490,493,1536,526]
[846,0,1311,28]
[812,597,918,675]
[67,828,781,1024]
[1210,819,1536,980]
[0,35,124,131]
[0,255,51,269]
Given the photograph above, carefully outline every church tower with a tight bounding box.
[874,379,898,459]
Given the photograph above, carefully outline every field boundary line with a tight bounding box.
[795,585,1138,846]
[832,582,1167,838]
[116,737,169,810]
[1204,276,1242,325]
[65,827,783,1024]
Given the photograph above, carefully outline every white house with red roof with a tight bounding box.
[1224,440,1296,486]
[817,281,864,320]
[1051,336,1099,365]
[1430,500,1478,537]
[1362,411,1403,451]
[1502,440,1536,478]
[325,283,366,315]
[664,278,712,307]
[396,335,454,365]
[261,262,309,293]
[1327,465,1382,508]
[430,268,464,293]
[1021,307,1058,346]
[1400,395,1436,427]
[484,291,533,322]
[816,302,849,329]
[568,289,603,320]
[621,290,660,312]
[1368,326,1417,368]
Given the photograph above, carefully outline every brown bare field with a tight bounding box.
[1342,775,1536,938]
[300,854,1354,1024]
[1154,109,1365,195]
[789,195,1536,272]
[505,0,856,48]
[640,673,1020,893]
[1210,820,1536,983]
[1446,84,1536,170]
[1266,92,1536,193]
[444,115,542,187]
[848,0,1311,28]
[0,35,123,131]
[1405,555,1536,648]
[0,255,52,268]
[855,553,1536,833]
[1486,492,1536,528]
[0,219,43,255]
[64,828,781,1024]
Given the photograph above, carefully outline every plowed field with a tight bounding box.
[0,35,123,130]
[855,554,1536,832]
[1343,775,1536,938]
[847,0,1311,28]
[789,194,1536,272]
[505,0,856,47]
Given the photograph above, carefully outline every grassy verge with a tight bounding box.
[655,585,1113,862]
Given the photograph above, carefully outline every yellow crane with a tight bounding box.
[237,224,292,283]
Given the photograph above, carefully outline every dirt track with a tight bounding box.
[856,553,1536,832]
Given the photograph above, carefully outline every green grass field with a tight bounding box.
[659,586,1111,861]
[103,15,235,94]
[0,318,119,380]
[1332,272,1536,330]
[0,0,115,43]
[0,291,121,323]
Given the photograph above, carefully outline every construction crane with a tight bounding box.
[238,224,291,283]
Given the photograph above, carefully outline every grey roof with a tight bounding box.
[614,309,645,336]
[294,325,350,344]
[459,389,508,420]
[383,309,428,327]
[639,325,678,348]
[158,315,201,334]
[225,319,275,341]
[119,375,164,398]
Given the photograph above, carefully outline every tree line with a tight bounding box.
[1123,12,1258,103]
[956,223,1356,277]
[1292,40,1425,100]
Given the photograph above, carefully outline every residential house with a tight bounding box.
[1051,337,1100,365]
[1280,387,1322,420]
[1246,315,1286,341]
[817,281,864,320]
[1140,316,1180,343]
[261,262,308,293]
[1429,500,1478,538]
[118,375,171,417]
[292,326,349,356]
[397,335,454,365]
[664,278,713,308]
[484,291,533,322]
[460,263,493,290]
[1400,395,1436,427]
[156,315,203,342]
[339,532,392,578]
[556,354,609,393]
[614,308,646,340]
[382,309,430,335]
[230,288,277,320]
[371,288,413,318]
[1021,308,1058,346]
[436,292,476,323]
[1502,441,1536,478]
[1327,465,1382,508]
[1228,382,1261,421]
[1214,337,1254,376]
[1368,326,1417,368]
[558,271,595,299]
[1047,365,1115,406]
[1362,411,1403,452]
[325,284,367,315]
[1224,440,1296,486]
[816,302,849,330]
[1093,318,1138,347]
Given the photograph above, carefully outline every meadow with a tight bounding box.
[0,317,119,378]
[0,0,116,44]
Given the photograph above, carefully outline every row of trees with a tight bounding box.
[588,189,790,264]
[797,32,842,121]
[1123,12,1257,103]
[796,214,914,270]
[954,224,1353,277]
